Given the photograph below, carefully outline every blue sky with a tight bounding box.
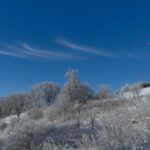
[0,0,150,96]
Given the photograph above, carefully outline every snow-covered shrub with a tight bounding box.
[28,107,43,120]
[0,139,5,150]
[0,122,8,131]
[4,120,37,150]
[44,96,73,121]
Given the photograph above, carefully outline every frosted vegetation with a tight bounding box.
[0,69,150,149]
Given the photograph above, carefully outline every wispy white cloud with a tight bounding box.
[0,43,81,60]
[56,37,114,57]
[126,52,141,59]
[0,48,30,59]
[22,44,79,60]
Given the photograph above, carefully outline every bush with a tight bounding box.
[5,122,34,150]
[0,122,8,131]
[44,96,73,121]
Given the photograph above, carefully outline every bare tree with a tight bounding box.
[12,93,26,121]
[78,83,93,103]
[1,96,14,116]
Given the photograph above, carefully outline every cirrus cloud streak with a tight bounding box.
[56,37,114,57]
[0,43,82,61]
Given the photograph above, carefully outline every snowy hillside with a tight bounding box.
[0,113,26,124]
[121,87,150,99]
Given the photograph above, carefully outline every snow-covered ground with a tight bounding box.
[0,113,26,124]
[1,94,150,149]
[121,87,150,99]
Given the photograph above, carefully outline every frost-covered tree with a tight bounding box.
[97,84,111,99]
[0,93,28,119]
[61,69,93,103]
[12,93,26,121]
[63,69,80,103]
[31,81,60,106]
[1,96,14,116]
[78,83,93,103]
[120,83,130,92]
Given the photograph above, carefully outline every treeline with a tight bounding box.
[0,69,111,119]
